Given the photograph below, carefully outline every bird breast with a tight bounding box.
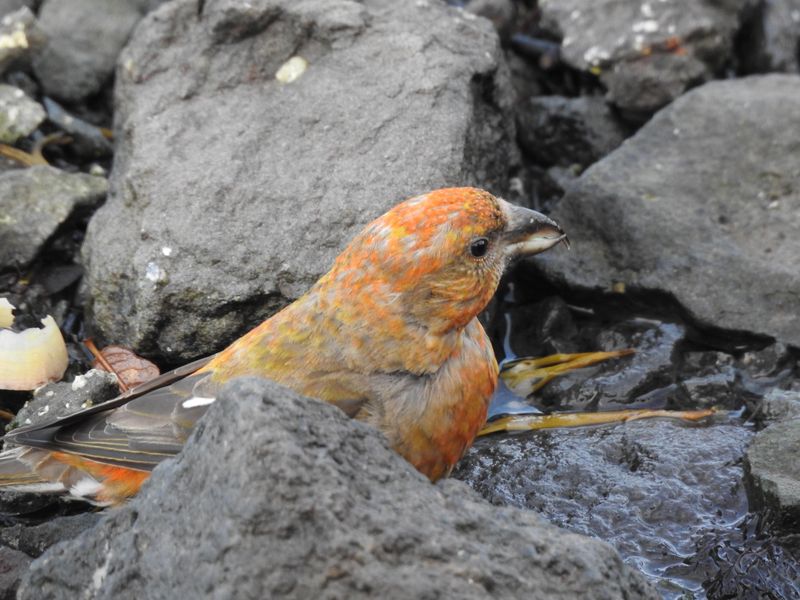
[362,318,499,481]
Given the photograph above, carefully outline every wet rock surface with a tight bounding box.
[455,418,798,598]
[537,75,800,347]
[510,312,684,411]
[537,0,753,116]
[82,0,517,361]
[18,378,658,600]
[0,166,107,269]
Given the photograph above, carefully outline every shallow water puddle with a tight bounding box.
[455,415,799,597]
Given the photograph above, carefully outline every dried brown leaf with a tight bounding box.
[92,345,160,390]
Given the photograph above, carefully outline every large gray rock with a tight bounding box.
[82,0,518,360]
[744,418,800,530]
[32,0,149,101]
[0,166,107,269]
[536,75,800,346]
[18,378,657,599]
[538,0,755,115]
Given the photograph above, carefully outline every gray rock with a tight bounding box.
[0,84,43,143]
[744,418,800,529]
[0,513,99,557]
[19,378,658,599]
[465,0,516,40]
[82,0,518,360]
[755,388,800,424]
[0,546,31,600]
[738,342,793,379]
[0,7,44,76]
[0,1,35,18]
[682,350,735,376]
[536,75,800,346]
[0,490,56,515]
[8,369,118,432]
[538,0,754,115]
[0,166,107,269]
[517,95,627,168]
[545,165,580,196]
[456,418,754,596]
[32,0,146,101]
[679,368,739,408]
[740,0,800,73]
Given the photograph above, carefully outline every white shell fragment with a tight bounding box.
[275,56,308,84]
[0,298,68,390]
[0,297,12,328]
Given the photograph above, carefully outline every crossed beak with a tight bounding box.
[498,198,569,257]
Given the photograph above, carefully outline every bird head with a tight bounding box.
[323,188,566,335]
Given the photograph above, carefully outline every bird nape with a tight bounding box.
[0,186,691,506]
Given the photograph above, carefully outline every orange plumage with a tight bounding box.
[0,188,566,503]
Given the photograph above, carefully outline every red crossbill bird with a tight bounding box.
[0,188,566,505]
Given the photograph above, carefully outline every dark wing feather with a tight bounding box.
[5,355,220,471]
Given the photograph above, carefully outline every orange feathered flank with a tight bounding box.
[1,188,567,504]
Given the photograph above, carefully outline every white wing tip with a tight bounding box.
[181,396,216,409]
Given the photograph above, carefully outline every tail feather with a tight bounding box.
[0,446,116,504]
[0,446,61,493]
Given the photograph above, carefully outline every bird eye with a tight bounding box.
[469,238,489,258]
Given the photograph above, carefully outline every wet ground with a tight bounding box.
[455,273,800,599]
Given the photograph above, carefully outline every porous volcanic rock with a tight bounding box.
[18,378,657,599]
[9,369,118,432]
[82,0,519,361]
